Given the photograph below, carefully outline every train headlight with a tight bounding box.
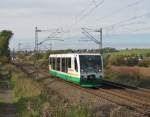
[99,69,102,72]
[81,69,84,72]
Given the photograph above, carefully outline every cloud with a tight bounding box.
[1,0,150,50]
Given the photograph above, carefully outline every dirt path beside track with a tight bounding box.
[0,77,16,117]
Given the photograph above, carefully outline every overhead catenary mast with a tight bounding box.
[34,27,63,80]
[81,27,103,53]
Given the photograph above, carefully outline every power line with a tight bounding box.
[81,27,103,52]
[75,0,96,20]
[96,0,142,22]
[67,0,104,32]
[65,0,144,40]
[133,26,150,32]
[76,0,104,23]
[103,11,150,30]
[116,20,145,27]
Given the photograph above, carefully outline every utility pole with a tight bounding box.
[94,28,102,52]
[49,42,52,50]
[96,28,102,53]
[12,48,15,61]
[18,43,22,52]
[34,26,42,80]
[100,28,102,50]
[34,27,63,80]
[34,27,39,80]
[81,27,103,54]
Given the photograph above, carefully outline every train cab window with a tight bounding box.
[57,58,60,71]
[79,55,102,73]
[74,58,78,72]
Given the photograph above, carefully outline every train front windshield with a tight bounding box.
[79,55,102,73]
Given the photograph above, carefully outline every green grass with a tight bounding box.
[0,97,4,103]
[108,48,150,56]
[0,65,11,103]
[104,67,150,88]
[9,65,93,117]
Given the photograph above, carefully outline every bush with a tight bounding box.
[104,67,150,88]
[104,67,141,87]
[107,54,149,67]
[126,57,139,66]
[108,55,125,66]
[145,52,150,57]
[0,56,9,64]
[11,66,92,117]
[138,58,150,67]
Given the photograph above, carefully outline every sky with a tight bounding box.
[0,0,150,50]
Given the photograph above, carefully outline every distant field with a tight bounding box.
[110,48,150,56]
[110,66,150,77]
[104,65,150,88]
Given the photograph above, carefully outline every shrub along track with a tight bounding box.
[13,61,150,116]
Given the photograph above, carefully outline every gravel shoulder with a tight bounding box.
[0,78,16,117]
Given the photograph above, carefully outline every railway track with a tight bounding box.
[103,80,150,97]
[13,61,150,116]
[40,70,150,115]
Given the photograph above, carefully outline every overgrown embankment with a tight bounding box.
[103,49,150,88]
[10,65,92,117]
[104,66,150,88]
[0,64,16,117]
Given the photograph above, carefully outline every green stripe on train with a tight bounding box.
[49,70,80,84]
[49,70,103,87]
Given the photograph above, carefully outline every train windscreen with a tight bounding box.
[79,55,102,73]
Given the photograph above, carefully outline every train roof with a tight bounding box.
[49,53,101,57]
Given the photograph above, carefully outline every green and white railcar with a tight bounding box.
[49,53,103,87]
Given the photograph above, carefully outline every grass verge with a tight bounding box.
[104,66,150,88]
[9,65,92,117]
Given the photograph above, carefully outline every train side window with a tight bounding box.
[65,58,67,72]
[52,58,54,69]
[49,57,50,65]
[74,58,78,72]
[54,58,56,70]
[55,58,57,70]
[67,58,71,68]
[50,58,52,68]
[62,58,66,72]
[51,58,53,69]
[60,58,62,72]
[49,57,51,65]
[51,58,52,68]
[57,58,60,71]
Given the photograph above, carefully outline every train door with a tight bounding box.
[74,57,78,72]
[74,56,80,73]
